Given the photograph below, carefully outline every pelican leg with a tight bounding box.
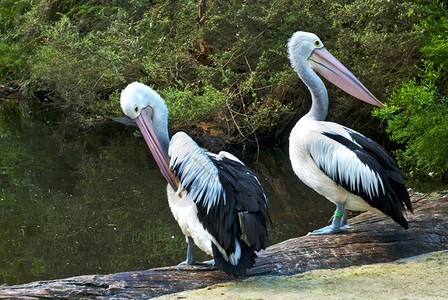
[340,209,352,231]
[177,236,215,266]
[308,202,346,235]
[178,236,194,265]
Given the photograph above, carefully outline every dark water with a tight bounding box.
[0,100,334,285]
[1,100,442,286]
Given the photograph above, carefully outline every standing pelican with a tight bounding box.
[120,82,269,276]
[287,31,412,235]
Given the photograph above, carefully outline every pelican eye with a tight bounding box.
[134,105,139,114]
[313,40,321,47]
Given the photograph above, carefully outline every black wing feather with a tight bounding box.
[211,155,270,251]
[345,129,412,213]
[322,130,412,228]
[172,146,269,277]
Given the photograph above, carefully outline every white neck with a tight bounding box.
[292,56,329,121]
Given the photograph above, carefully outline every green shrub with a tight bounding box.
[29,14,138,115]
[373,1,448,177]
[373,62,447,175]
[0,0,33,80]
[159,82,228,127]
[0,0,437,144]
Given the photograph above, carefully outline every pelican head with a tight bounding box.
[121,82,178,189]
[288,31,385,108]
[120,81,168,130]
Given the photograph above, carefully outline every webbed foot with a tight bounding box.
[340,224,352,231]
[307,224,346,235]
[177,259,215,266]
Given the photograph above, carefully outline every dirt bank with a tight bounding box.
[159,250,448,299]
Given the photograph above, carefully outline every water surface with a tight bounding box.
[0,99,400,285]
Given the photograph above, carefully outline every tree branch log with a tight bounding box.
[1,194,447,299]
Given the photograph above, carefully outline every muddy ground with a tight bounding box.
[159,250,448,299]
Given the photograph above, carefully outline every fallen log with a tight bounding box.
[250,194,448,275]
[1,194,447,299]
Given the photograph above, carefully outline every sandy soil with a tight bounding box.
[158,250,448,299]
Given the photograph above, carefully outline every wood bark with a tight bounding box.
[197,0,206,29]
[191,0,214,66]
[1,194,447,299]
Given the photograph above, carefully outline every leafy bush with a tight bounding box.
[0,0,437,144]
[0,0,33,80]
[29,14,139,115]
[373,62,448,175]
[373,1,448,176]
[159,82,228,127]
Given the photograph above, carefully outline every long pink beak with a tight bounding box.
[309,48,386,108]
[135,107,179,191]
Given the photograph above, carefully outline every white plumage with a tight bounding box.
[120,82,269,276]
[169,132,224,212]
[166,185,235,263]
[287,32,412,234]
[306,125,385,200]
[290,120,383,213]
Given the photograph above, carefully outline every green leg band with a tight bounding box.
[334,211,343,218]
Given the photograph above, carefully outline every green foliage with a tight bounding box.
[0,0,33,80]
[373,62,448,175]
[30,14,137,114]
[420,6,448,63]
[0,42,23,78]
[323,0,428,129]
[0,0,439,143]
[159,82,228,127]
[419,0,448,92]
[373,1,448,176]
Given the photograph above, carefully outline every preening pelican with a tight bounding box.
[287,31,412,235]
[120,82,270,276]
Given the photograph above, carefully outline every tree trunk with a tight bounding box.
[197,0,206,29]
[191,0,214,66]
[1,194,447,299]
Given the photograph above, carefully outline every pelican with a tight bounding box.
[287,31,412,235]
[120,82,270,276]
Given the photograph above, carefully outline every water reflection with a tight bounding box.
[0,100,332,285]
